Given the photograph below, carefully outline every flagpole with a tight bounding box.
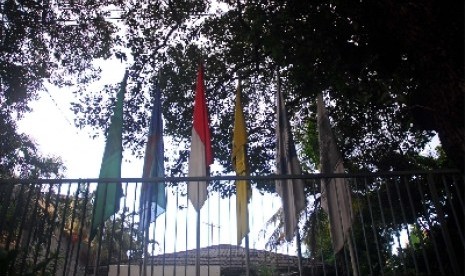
[142,223,147,276]
[347,234,358,276]
[295,228,303,276]
[142,200,151,276]
[196,197,201,276]
[245,234,250,276]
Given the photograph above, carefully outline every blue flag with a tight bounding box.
[140,83,166,231]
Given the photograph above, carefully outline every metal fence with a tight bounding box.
[0,170,463,275]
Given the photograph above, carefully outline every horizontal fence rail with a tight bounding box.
[0,170,463,275]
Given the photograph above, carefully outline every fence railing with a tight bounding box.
[0,170,463,275]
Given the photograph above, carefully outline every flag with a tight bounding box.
[140,83,166,231]
[317,92,353,253]
[275,77,306,242]
[188,63,213,211]
[232,79,251,244]
[90,70,128,241]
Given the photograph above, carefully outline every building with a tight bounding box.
[109,244,327,276]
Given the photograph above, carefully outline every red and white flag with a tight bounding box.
[188,63,213,211]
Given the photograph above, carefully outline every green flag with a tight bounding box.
[90,70,128,241]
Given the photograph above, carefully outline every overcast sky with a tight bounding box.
[17,58,142,179]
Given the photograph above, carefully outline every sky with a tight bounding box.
[17,59,138,179]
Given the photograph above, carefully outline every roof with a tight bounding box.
[144,244,323,270]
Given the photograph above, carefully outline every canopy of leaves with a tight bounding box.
[0,107,65,178]
[0,0,123,178]
[0,0,119,108]
[72,0,463,177]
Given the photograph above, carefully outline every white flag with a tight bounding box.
[317,93,353,253]
[275,77,306,242]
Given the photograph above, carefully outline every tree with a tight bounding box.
[0,0,119,106]
[73,0,462,176]
[0,182,144,274]
[0,107,65,179]
[0,0,124,180]
[60,2,462,273]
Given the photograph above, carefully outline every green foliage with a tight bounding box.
[0,248,17,273]
[88,216,144,265]
[0,0,460,178]
[253,264,277,276]
[0,0,120,181]
[299,118,320,171]
[0,0,118,106]
[0,183,66,275]
[303,208,335,264]
[0,247,58,275]
[0,108,65,179]
[0,183,144,273]
[70,0,462,179]
[54,184,144,266]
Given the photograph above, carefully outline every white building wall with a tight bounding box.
[108,265,221,276]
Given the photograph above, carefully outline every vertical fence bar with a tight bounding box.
[450,175,465,211]
[184,182,188,276]
[93,183,108,276]
[441,175,465,248]
[228,186,232,273]
[128,181,138,276]
[403,175,431,275]
[314,180,329,276]
[173,184,180,276]
[10,182,34,260]
[375,177,390,275]
[62,182,81,275]
[195,204,200,276]
[5,182,26,253]
[449,174,465,274]
[394,176,419,274]
[403,176,431,275]
[114,181,127,276]
[107,184,119,275]
[74,181,91,276]
[52,182,73,276]
[162,183,168,276]
[42,184,57,274]
[18,185,42,275]
[427,174,459,275]
[346,178,359,276]
[364,177,384,275]
[353,178,373,275]
[207,188,210,276]
[31,183,47,271]
[84,182,95,275]
[384,178,407,274]
[0,182,15,237]
[416,175,445,275]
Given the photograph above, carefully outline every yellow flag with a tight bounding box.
[232,80,251,244]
